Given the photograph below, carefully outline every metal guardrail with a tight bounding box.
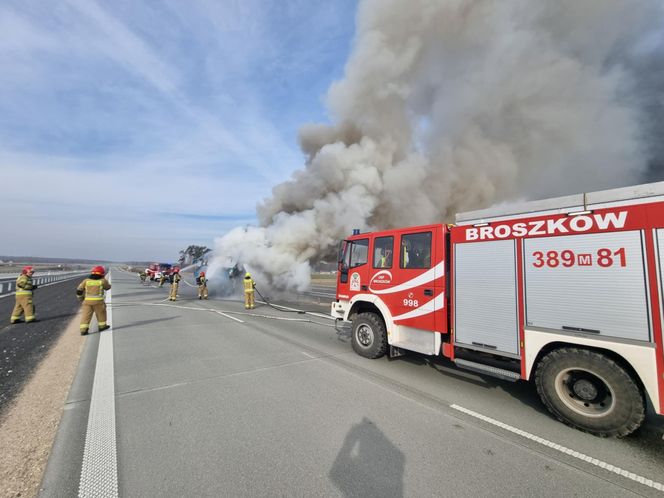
[0,271,89,297]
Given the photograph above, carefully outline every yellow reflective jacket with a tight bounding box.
[77,277,111,302]
[243,277,255,292]
[16,275,34,296]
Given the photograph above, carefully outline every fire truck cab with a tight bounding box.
[332,182,664,437]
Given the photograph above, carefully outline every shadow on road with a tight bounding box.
[329,417,404,498]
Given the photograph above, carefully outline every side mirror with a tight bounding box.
[338,261,349,283]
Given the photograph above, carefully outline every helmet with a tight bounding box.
[245,272,251,278]
[91,265,106,276]
[200,271,205,277]
[22,266,34,274]
[173,267,180,273]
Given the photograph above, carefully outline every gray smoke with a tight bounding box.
[212,0,664,291]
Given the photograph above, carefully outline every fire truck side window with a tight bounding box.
[350,239,369,268]
[373,236,394,269]
[400,232,432,269]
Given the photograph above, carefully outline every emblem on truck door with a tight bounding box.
[350,272,361,291]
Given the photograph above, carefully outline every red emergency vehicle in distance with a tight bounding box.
[145,263,172,281]
[332,181,664,437]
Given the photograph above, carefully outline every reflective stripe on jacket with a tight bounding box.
[78,278,111,302]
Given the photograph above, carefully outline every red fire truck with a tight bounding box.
[145,263,172,281]
[332,182,664,437]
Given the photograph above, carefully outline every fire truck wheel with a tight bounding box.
[351,312,388,359]
[535,348,645,437]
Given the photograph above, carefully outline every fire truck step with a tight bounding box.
[389,346,406,358]
[454,359,521,382]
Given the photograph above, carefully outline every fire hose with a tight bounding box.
[253,285,325,315]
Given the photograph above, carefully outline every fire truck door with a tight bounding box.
[389,230,438,330]
[338,238,370,299]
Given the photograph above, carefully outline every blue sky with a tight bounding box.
[0,0,357,262]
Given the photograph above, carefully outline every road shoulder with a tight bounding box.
[0,314,85,498]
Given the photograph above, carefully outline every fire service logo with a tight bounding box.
[370,270,392,286]
[350,272,361,291]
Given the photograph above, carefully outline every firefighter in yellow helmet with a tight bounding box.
[76,266,111,335]
[197,271,208,300]
[169,267,181,301]
[10,266,37,324]
[243,272,255,309]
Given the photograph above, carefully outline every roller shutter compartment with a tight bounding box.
[454,240,519,355]
[524,231,650,342]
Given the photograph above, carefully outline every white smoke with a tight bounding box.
[212,0,664,291]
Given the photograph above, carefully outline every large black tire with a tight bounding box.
[535,348,645,437]
[351,312,388,359]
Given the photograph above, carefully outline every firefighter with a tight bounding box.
[159,273,167,287]
[10,266,37,324]
[139,270,146,283]
[378,248,392,268]
[243,272,255,309]
[384,248,393,267]
[169,267,181,301]
[197,271,208,300]
[401,239,410,268]
[375,248,386,268]
[76,266,111,335]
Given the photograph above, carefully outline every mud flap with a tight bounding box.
[389,345,406,359]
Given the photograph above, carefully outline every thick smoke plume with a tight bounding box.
[211,0,664,291]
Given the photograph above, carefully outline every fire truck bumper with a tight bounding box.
[331,300,349,320]
[334,318,352,334]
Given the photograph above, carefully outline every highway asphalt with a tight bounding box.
[40,269,664,497]
[0,277,83,419]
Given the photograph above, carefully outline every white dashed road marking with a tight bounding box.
[450,404,663,492]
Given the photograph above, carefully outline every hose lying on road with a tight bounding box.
[253,286,309,314]
[147,276,330,316]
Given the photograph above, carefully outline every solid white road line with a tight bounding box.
[78,276,118,498]
[450,404,663,492]
[210,309,245,323]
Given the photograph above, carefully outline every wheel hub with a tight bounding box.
[554,368,615,418]
[571,379,598,401]
[357,324,373,347]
